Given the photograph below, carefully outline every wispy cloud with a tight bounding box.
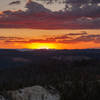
[0,36,24,40]
[9,1,21,5]
[59,33,100,44]
[4,32,100,44]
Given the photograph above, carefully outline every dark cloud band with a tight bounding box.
[0,0,100,29]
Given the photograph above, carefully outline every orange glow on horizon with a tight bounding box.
[28,43,57,49]
[0,29,100,49]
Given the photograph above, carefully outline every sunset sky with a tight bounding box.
[0,0,100,49]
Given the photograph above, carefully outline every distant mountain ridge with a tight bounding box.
[0,49,100,69]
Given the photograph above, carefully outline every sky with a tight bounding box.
[0,0,100,49]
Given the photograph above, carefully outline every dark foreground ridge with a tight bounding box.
[0,49,100,100]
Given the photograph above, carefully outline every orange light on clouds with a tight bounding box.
[0,29,100,49]
[28,43,57,49]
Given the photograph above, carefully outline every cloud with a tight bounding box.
[47,34,71,40]
[9,1,21,5]
[5,38,56,43]
[67,31,88,36]
[0,0,100,29]
[59,34,100,44]
[37,0,100,4]
[4,32,100,44]
[0,36,24,40]
[27,39,56,43]
[26,0,52,13]
[95,37,100,43]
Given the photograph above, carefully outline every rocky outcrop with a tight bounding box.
[0,86,60,100]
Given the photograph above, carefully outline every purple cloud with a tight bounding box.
[0,0,100,29]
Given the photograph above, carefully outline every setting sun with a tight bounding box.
[28,43,56,49]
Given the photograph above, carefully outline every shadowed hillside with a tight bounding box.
[0,49,100,100]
